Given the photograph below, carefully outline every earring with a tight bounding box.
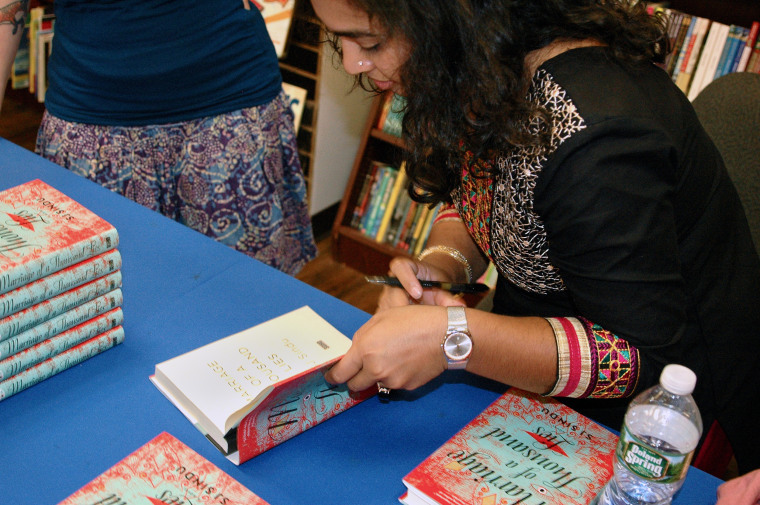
[358,61,365,67]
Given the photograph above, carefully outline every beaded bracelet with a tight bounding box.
[417,245,473,283]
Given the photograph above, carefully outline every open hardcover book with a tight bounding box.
[151,306,374,465]
[58,432,270,505]
[401,388,618,505]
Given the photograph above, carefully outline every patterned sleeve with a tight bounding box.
[433,203,463,224]
[544,317,640,399]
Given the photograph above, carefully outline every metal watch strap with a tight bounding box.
[447,306,467,333]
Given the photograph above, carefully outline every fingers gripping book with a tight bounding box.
[151,306,375,465]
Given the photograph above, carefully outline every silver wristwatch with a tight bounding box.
[442,306,473,369]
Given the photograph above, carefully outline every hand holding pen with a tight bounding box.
[365,276,489,294]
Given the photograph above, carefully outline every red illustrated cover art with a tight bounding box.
[402,388,618,505]
[0,179,118,295]
[58,432,270,505]
[236,358,375,464]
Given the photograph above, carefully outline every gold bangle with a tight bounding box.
[417,245,473,283]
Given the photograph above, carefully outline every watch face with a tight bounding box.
[444,331,473,360]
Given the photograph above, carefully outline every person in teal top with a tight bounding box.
[1,0,316,275]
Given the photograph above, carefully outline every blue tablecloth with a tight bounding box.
[0,139,722,504]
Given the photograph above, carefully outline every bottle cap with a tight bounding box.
[660,364,697,395]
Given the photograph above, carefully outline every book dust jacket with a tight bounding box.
[0,179,118,295]
[402,389,618,505]
[58,432,270,505]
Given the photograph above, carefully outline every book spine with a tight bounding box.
[728,26,750,73]
[737,21,760,72]
[375,165,406,241]
[667,14,693,77]
[0,271,122,341]
[688,22,729,101]
[361,166,392,236]
[677,17,711,94]
[748,35,760,73]
[413,202,441,256]
[350,164,379,229]
[382,94,406,137]
[0,249,121,319]
[671,15,696,82]
[407,205,431,254]
[359,165,386,234]
[387,191,412,246]
[0,288,123,359]
[712,25,737,80]
[0,226,119,296]
[0,325,125,401]
[0,307,123,380]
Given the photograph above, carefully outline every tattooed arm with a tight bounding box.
[0,0,29,115]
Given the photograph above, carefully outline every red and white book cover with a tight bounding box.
[401,388,618,505]
[0,179,119,296]
[57,432,271,505]
[234,358,375,464]
[151,306,375,465]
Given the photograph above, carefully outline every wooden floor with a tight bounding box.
[0,87,383,315]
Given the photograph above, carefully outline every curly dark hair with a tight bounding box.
[303,0,669,203]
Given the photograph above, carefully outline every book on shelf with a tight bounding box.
[378,93,406,137]
[669,14,697,83]
[366,165,398,239]
[713,25,747,80]
[747,27,760,73]
[675,16,712,93]
[0,248,121,319]
[351,161,381,229]
[0,179,119,296]
[27,5,55,98]
[359,164,393,235]
[151,305,374,465]
[10,13,30,90]
[400,388,618,505]
[737,21,760,72]
[687,21,731,101]
[375,162,408,242]
[0,324,124,401]
[652,7,760,100]
[386,190,413,245]
[412,203,441,257]
[58,431,271,505]
[663,10,687,77]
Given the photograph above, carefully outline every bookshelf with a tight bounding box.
[280,9,374,217]
[330,1,760,276]
[331,93,412,275]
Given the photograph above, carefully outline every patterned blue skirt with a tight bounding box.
[36,91,317,275]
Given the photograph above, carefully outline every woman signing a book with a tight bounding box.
[307,0,760,474]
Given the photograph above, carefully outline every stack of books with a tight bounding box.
[0,179,124,402]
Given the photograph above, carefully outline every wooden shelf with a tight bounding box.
[331,93,414,273]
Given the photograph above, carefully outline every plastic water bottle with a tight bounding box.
[592,364,703,505]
